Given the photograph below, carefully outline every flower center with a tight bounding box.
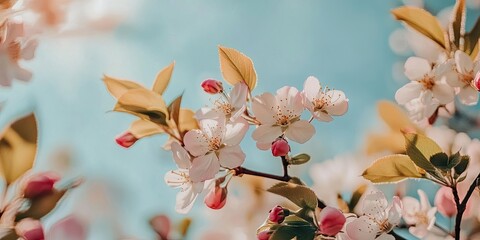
[460,71,474,86]
[419,75,435,90]
[414,212,429,226]
[209,136,222,151]
[215,101,233,116]
[166,170,190,188]
[377,219,393,233]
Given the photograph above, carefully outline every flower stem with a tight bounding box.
[451,173,480,240]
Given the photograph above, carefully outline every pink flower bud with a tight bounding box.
[474,72,480,91]
[268,205,288,223]
[318,207,346,236]
[271,138,290,157]
[204,185,228,210]
[115,131,138,148]
[257,230,272,240]
[435,186,457,217]
[201,79,223,94]
[23,172,60,199]
[15,218,44,240]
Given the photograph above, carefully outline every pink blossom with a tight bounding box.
[23,172,60,199]
[15,218,44,240]
[434,186,457,218]
[318,207,346,236]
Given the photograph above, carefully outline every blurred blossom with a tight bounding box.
[434,186,457,218]
[47,216,86,240]
[317,207,346,236]
[467,0,480,8]
[389,29,410,56]
[22,171,59,198]
[402,190,437,238]
[15,218,44,240]
[448,51,480,105]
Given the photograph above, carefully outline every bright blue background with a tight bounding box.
[3,0,476,239]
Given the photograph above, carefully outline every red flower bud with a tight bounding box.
[268,205,287,223]
[204,185,228,210]
[23,172,60,199]
[257,230,272,240]
[474,72,480,91]
[435,186,457,217]
[16,218,45,240]
[201,79,223,94]
[115,131,138,148]
[271,138,290,157]
[318,207,346,236]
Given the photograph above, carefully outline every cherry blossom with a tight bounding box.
[404,91,439,123]
[164,142,205,214]
[395,57,454,107]
[252,86,315,149]
[196,82,248,121]
[346,191,402,240]
[401,189,437,238]
[302,76,348,122]
[446,50,480,105]
[184,117,248,182]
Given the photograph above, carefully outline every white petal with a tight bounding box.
[223,118,248,146]
[313,111,334,122]
[455,50,473,74]
[431,83,454,104]
[276,86,304,116]
[452,132,471,155]
[376,233,395,240]
[363,191,388,220]
[21,40,38,60]
[164,169,189,188]
[183,129,210,156]
[195,107,222,120]
[230,82,248,110]
[218,145,245,168]
[284,120,315,143]
[256,141,272,150]
[401,197,420,224]
[199,118,225,140]
[404,57,432,81]
[303,76,321,102]
[171,142,191,169]
[346,217,378,240]
[458,86,479,105]
[418,189,431,210]
[387,196,403,226]
[325,90,348,116]
[252,93,277,124]
[189,153,220,182]
[12,64,32,81]
[175,186,198,214]
[252,125,282,144]
[395,82,423,105]
[445,71,464,87]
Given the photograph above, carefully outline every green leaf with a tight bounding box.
[391,6,447,49]
[449,0,466,50]
[430,152,449,170]
[454,156,469,176]
[267,182,318,210]
[404,133,441,172]
[362,154,423,183]
[270,225,316,240]
[448,151,462,169]
[465,18,480,56]
[288,154,310,165]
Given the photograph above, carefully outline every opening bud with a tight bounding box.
[23,172,60,199]
[115,131,138,148]
[204,185,228,210]
[271,138,290,157]
[201,79,223,94]
[257,230,272,240]
[268,205,288,223]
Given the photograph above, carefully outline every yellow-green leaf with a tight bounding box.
[404,133,442,172]
[178,109,198,133]
[114,88,169,125]
[362,154,423,183]
[0,115,37,185]
[267,182,317,210]
[128,119,164,139]
[218,46,257,91]
[449,0,466,50]
[465,19,480,57]
[377,100,416,132]
[392,6,447,49]
[152,62,175,95]
[103,75,144,100]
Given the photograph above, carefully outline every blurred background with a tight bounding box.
[2,0,480,239]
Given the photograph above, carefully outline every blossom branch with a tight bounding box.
[451,173,480,240]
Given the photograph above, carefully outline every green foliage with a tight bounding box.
[267,182,318,210]
[288,154,310,165]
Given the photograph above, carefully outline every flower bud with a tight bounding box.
[268,205,288,223]
[318,207,346,236]
[201,79,223,94]
[204,185,228,210]
[15,218,44,240]
[435,186,457,217]
[271,138,290,157]
[257,230,272,240]
[23,172,60,199]
[474,72,480,91]
[115,131,138,148]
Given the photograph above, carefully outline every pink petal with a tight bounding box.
[284,120,315,143]
[303,76,321,102]
[252,125,282,144]
[252,93,277,124]
[223,118,248,146]
[171,142,191,169]
[458,86,479,105]
[325,90,348,116]
[346,217,378,240]
[218,145,245,168]
[183,129,210,157]
[189,153,220,182]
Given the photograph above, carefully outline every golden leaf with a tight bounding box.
[16,189,66,220]
[392,6,447,49]
[178,109,198,133]
[362,154,423,183]
[128,119,164,139]
[218,46,257,91]
[465,19,480,57]
[114,88,169,125]
[267,182,317,210]
[449,0,466,50]
[0,115,37,185]
[103,75,144,100]
[152,62,175,95]
[377,101,417,132]
[167,94,183,128]
[404,133,442,172]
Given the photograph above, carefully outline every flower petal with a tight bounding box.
[284,120,315,144]
[189,153,220,182]
[223,118,248,146]
[252,125,282,144]
[362,191,388,220]
[183,129,210,156]
[431,83,454,104]
[303,76,321,102]
[395,82,423,105]
[199,118,225,140]
[276,86,303,116]
[252,93,277,124]
[455,50,473,74]
[457,86,479,105]
[325,90,348,116]
[175,185,198,214]
[346,216,378,240]
[313,111,334,122]
[164,169,189,188]
[404,57,432,81]
[230,82,248,110]
[218,145,245,168]
[171,142,191,169]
